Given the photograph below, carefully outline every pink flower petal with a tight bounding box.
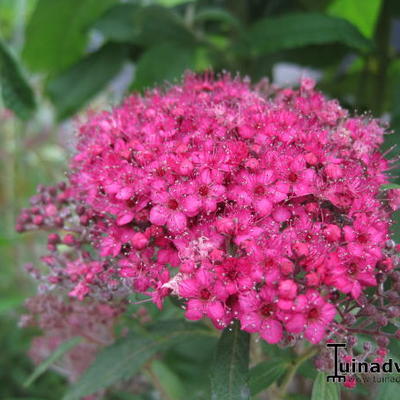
[240,312,261,333]
[179,279,200,298]
[286,313,306,333]
[185,299,204,320]
[207,301,225,321]
[305,322,325,344]
[149,205,168,226]
[260,319,283,344]
[116,186,134,200]
[182,195,201,216]
[254,198,272,216]
[116,213,134,226]
[167,212,187,232]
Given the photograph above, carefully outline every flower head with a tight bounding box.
[17,73,400,348]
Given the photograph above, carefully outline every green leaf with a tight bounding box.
[376,382,400,400]
[0,0,37,39]
[0,39,36,119]
[381,183,400,190]
[249,359,288,396]
[311,371,340,400]
[297,359,318,380]
[287,394,311,400]
[93,4,194,46]
[23,0,116,73]
[149,360,185,400]
[327,0,382,38]
[132,43,196,91]
[47,43,127,120]
[194,8,242,30]
[156,0,195,7]
[298,0,333,12]
[210,321,250,400]
[248,13,372,56]
[91,4,140,43]
[24,337,82,387]
[63,321,211,400]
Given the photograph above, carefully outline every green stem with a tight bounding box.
[278,346,318,398]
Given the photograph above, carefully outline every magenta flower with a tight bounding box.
[178,268,225,327]
[17,73,400,349]
[285,291,336,344]
[239,287,283,344]
[150,185,201,233]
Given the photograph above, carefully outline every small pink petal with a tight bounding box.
[116,186,134,200]
[240,312,261,333]
[116,213,134,226]
[286,313,306,333]
[320,303,336,323]
[185,299,204,320]
[260,319,283,344]
[305,322,325,344]
[167,212,187,232]
[207,301,225,321]
[351,281,362,299]
[204,197,217,212]
[182,195,201,216]
[149,206,168,226]
[254,198,272,216]
[272,207,291,222]
[179,279,200,298]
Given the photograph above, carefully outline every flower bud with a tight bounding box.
[377,336,389,348]
[131,232,149,249]
[324,224,341,241]
[63,234,76,246]
[48,233,60,244]
[376,315,388,327]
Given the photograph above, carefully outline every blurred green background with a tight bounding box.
[1,0,400,398]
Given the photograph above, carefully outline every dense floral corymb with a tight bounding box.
[17,73,400,347]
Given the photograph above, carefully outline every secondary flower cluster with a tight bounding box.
[17,73,400,347]
[20,294,123,384]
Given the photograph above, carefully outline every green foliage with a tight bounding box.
[249,359,288,395]
[93,4,195,46]
[63,320,212,400]
[193,7,242,30]
[210,322,250,400]
[23,0,116,73]
[10,0,380,119]
[0,0,37,39]
[148,360,186,400]
[163,331,217,399]
[376,381,400,400]
[132,43,196,90]
[0,317,67,399]
[92,3,140,43]
[47,43,127,120]
[311,372,341,400]
[381,183,400,190]
[248,13,372,56]
[327,0,382,38]
[0,39,36,119]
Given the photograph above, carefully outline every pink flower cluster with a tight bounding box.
[18,73,400,346]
